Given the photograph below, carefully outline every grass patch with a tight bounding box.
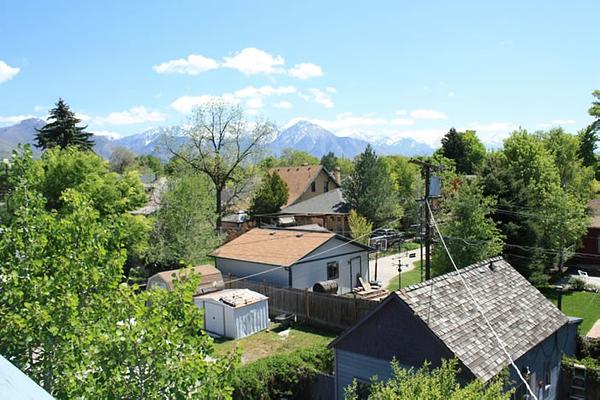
[539,288,600,334]
[212,323,336,364]
[386,260,424,291]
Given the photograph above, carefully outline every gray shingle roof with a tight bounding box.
[279,188,349,215]
[397,256,568,382]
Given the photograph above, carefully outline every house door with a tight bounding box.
[205,302,225,337]
[347,256,362,291]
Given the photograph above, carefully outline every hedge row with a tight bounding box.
[231,346,333,400]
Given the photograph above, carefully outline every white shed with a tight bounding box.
[194,289,269,339]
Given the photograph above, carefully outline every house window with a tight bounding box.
[324,181,329,192]
[327,261,339,279]
[311,181,316,192]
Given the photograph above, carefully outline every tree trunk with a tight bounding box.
[215,188,222,232]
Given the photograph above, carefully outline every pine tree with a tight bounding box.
[249,172,289,215]
[35,99,94,150]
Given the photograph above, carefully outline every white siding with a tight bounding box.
[293,238,369,293]
[195,297,269,339]
[215,257,289,286]
[335,349,395,400]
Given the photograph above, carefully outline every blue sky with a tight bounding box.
[0,1,599,146]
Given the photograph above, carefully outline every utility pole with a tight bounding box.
[410,159,442,281]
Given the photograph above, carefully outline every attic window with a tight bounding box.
[311,182,316,192]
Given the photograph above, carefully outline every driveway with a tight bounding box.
[369,249,422,289]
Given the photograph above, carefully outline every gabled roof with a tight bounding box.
[149,264,224,294]
[331,257,569,382]
[588,198,600,228]
[270,165,339,207]
[280,188,349,215]
[211,227,336,266]
[195,288,267,308]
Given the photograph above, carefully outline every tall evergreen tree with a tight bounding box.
[320,151,338,172]
[35,99,94,150]
[342,145,396,225]
[249,172,289,215]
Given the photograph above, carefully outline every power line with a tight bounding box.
[426,201,539,400]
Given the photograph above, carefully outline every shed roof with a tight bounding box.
[211,227,337,266]
[195,288,267,308]
[280,188,349,215]
[149,265,223,293]
[270,165,339,206]
[331,257,569,382]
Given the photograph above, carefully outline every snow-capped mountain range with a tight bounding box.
[0,118,435,160]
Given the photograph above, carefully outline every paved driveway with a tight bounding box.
[369,249,422,289]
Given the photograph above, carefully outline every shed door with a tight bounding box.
[205,302,225,337]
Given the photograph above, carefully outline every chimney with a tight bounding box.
[334,167,341,185]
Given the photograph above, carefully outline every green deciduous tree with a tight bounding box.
[166,101,275,229]
[147,173,222,271]
[432,180,504,276]
[348,209,373,246]
[344,359,511,400]
[381,155,423,227]
[34,99,94,151]
[278,148,319,166]
[342,145,398,225]
[320,151,338,172]
[0,161,235,398]
[109,146,137,174]
[249,171,289,215]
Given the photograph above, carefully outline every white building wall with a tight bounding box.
[215,257,289,286]
[194,297,269,339]
[292,238,369,294]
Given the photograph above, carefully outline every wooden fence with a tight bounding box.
[225,277,382,332]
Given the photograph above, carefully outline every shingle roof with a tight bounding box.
[271,165,338,206]
[588,198,600,228]
[149,264,224,294]
[280,188,349,215]
[210,227,336,266]
[397,257,568,382]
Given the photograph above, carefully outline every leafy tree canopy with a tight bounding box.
[348,209,373,246]
[439,128,485,175]
[345,359,511,400]
[35,98,94,151]
[277,148,320,166]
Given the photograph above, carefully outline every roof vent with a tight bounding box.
[269,231,277,235]
[296,233,304,238]
[488,262,496,272]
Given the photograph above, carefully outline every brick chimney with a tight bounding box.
[334,167,341,185]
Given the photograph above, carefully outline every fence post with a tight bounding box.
[304,288,310,319]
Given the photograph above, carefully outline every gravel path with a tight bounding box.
[369,249,422,289]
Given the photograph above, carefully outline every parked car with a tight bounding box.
[370,229,402,248]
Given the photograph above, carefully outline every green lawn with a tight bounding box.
[386,260,424,291]
[540,288,600,334]
[212,323,336,364]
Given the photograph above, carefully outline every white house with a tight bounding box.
[194,289,269,339]
[211,227,372,294]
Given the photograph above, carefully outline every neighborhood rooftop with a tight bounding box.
[397,256,569,382]
[270,165,334,207]
[280,187,349,215]
[210,227,336,266]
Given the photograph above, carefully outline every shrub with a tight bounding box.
[231,346,333,400]
[569,277,587,291]
[563,356,600,382]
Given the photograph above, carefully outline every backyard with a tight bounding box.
[213,322,336,364]
[386,260,425,291]
[540,287,600,334]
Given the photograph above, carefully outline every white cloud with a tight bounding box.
[306,88,334,108]
[274,100,292,109]
[93,130,121,140]
[0,60,20,83]
[288,63,323,79]
[395,110,407,115]
[390,118,415,126]
[33,105,47,113]
[0,114,35,124]
[448,91,455,97]
[536,119,576,128]
[223,48,285,75]
[171,85,297,114]
[96,106,166,125]
[152,54,219,75]
[410,109,448,120]
[75,112,92,122]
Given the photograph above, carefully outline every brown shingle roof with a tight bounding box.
[588,198,600,228]
[149,264,224,294]
[270,165,325,206]
[211,227,335,266]
[397,257,568,382]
